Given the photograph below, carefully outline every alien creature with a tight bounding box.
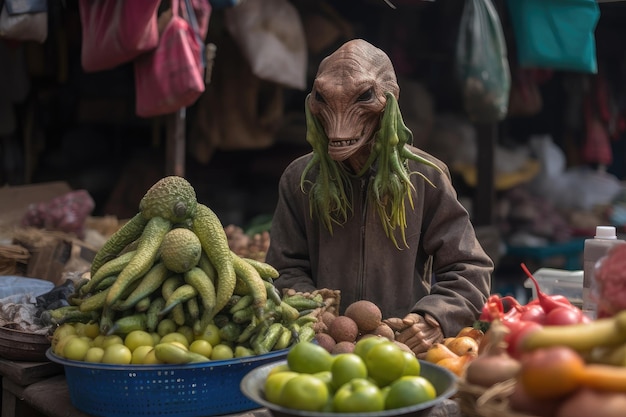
[302,38,441,248]
[266,39,492,349]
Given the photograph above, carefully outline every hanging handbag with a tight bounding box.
[0,0,48,43]
[134,0,206,118]
[78,0,161,73]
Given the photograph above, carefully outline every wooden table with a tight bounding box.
[0,358,462,417]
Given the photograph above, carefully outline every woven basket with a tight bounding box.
[456,378,539,417]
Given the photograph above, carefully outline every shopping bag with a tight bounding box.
[0,0,47,43]
[506,0,600,73]
[456,0,511,123]
[78,0,161,72]
[134,0,206,117]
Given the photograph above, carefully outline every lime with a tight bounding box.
[211,344,234,360]
[131,345,154,364]
[63,337,91,361]
[280,374,329,411]
[264,371,299,405]
[287,341,333,374]
[189,339,213,358]
[385,375,437,409]
[84,346,105,363]
[101,343,132,365]
[124,330,154,352]
[331,353,368,390]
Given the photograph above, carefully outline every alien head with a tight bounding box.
[308,39,400,166]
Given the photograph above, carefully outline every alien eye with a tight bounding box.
[314,91,326,104]
[357,88,373,102]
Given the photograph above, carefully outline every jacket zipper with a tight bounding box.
[357,176,369,299]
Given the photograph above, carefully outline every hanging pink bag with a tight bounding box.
[78,0,161,73]
[134,0,206,118]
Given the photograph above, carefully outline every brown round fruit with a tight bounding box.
[331,341,356,354]
[321,311,336,328]
[371,323,395,341]
[314,332,337,353]
[344,300,382,333]
[328,316,359,343]
[394,340,415,355]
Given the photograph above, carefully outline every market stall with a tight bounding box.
[3,1,626,417]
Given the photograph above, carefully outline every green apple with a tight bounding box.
[331,353,368,390]
[280,374,330,411]
[332,378,385,412]
[365,341,406,387]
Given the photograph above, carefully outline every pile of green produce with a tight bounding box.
[43,176,320,364]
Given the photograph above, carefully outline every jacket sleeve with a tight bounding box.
[408,152,494,337]
[265,158,317,294]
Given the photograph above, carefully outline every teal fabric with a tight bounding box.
[507,0,600,73]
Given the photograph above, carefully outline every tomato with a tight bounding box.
[544,306,584,326]
[519,346,585,400]
[331,353,368,390]
[333,378,385,412]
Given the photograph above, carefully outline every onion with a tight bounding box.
[556,388,626,417]
[464,352,521,387]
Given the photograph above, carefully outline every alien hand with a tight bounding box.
[392,313,444,356]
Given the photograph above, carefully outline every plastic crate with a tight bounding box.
[46,347,288,417]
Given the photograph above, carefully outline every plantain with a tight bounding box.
[192,204,236,322]
[79,288,110,313]
[90,214,147,277]
[82,250,136,296]
[106,216,172,306]
[521,310,626,352]
[184,266,217,315]
[231,253,267,317]
[146,297,166,332]
[40,306,99,326]
[115,262,169,311]
[154,342,208,364]
[242,257,279,281]
[160,284,198,317]
[107,313,147,336]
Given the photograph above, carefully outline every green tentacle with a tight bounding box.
[300,95,352,233]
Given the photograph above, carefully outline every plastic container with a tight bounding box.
[46,347,289,417]
[582,226,626,319]
[524,268,583,308]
